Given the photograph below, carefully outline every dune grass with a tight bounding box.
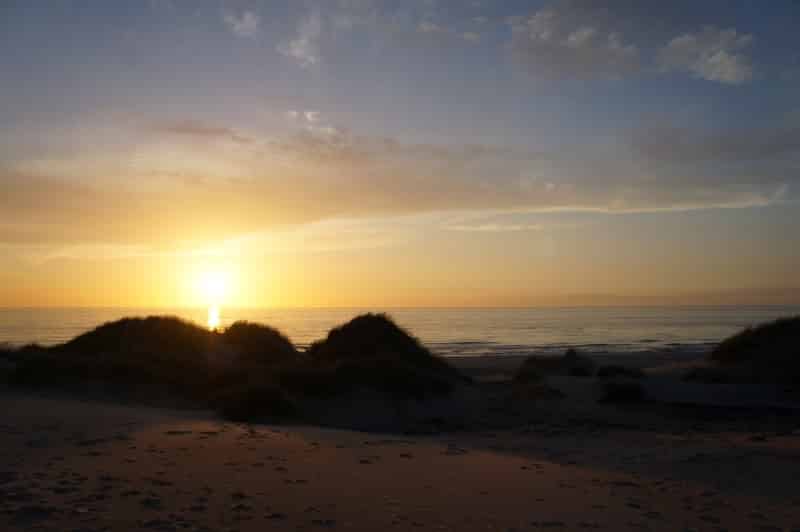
[12,317,217,398]
[711,316,800,366]
[9,313,466,422]
[514,347,596,380]
[596,365,645,379]
[221,321,297,366]
[601,380,646,403]
[682,316,800,384]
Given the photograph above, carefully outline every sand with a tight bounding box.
[2,386,800,532]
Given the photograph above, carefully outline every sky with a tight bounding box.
[1,0,799,308]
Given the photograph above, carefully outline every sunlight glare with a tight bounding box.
[207,305,221,330]
[195,270,229,305]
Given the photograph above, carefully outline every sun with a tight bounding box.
[195,270,229,305]
[193,270,230,330]
[207,305,221,330]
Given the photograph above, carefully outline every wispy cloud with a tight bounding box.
[223,10,260,38]
[508,5,640,79]
[151,119,253,144]
[2,112,796,249]
[462,32,480,43]
[658,27,754,85]
[278,9,323,67]
[446,223,543,232]
[416,19,481,44]
[418,21,447,34]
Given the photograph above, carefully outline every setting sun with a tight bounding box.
[193,270,231,330]
[207,305,221,330]
[195,270,230,305]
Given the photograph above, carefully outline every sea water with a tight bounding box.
[1,306,797,358]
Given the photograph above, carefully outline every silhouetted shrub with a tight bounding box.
[601,380,646,403]
[514,348,595,379]
[216,382,298,422]
[512,363,544,385]
[711,316,800,376]
[280,357,456,400]
[10,313,467,422]
[0,343,12,357]
[511,364,564,400]
[301,314,467,398]
[222,321,297,367]
[596,365,645,379]
[682,364,765,384]
[61,316,217,358]
[0,343,44,364]
[12,317,218,399]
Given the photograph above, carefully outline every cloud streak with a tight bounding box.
[152,120,253,144]
[278,9,323,67]
[1,115,795,249]
[657,27,754,84]
[508,5,640,79]
[223,10,260,38]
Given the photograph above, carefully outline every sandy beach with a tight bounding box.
[3,368,800,532]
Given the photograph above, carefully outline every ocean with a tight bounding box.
[1,306,797,358]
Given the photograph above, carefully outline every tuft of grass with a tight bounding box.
[12,316,217,399]
[683,366,739,384]
[222,321,297,367]
[215,382,298,422]
[514,347,596,380]
[60,316,217,358]
[596,365,645,379]
[601,380,646,403]
[11,313,466,422]
[703,316,800,383]
[712,316,800,364]
[279,356,457,400]
[308,314,460,372]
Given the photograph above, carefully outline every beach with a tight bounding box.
[2,313,800,531]
[2,348,800,532]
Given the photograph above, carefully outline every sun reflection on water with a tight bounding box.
[207,305,221,330]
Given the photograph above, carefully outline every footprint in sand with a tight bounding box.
[164,430,193,436]
[140,496,163,510]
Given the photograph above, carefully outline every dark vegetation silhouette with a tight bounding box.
[601,380,646,403]
[711,317,800,366]
[514,347,596,379]
[294,313,466,397]
[9,313,466,422]
[596,364,645,379]
[686,316,800,383]
[513,348,649,402]
[13,317,217,399]
[9,314,797,422]
[219,314,468,420]
[221,321,297,366]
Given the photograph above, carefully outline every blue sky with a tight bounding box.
[1,0,799,306]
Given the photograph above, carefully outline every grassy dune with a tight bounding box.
[8,313,467,422]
